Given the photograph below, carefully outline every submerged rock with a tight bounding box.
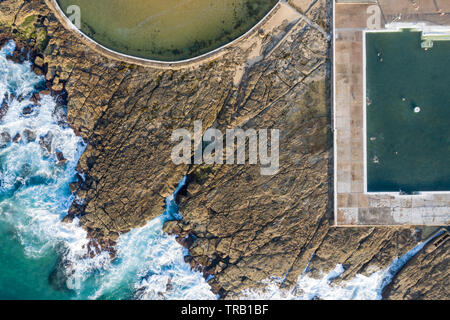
[0,101,8,121]
[52,104,67,125]
[176,232,196,249]
[12,133,21,143]
[61,214,74,224]
[0,131,11,148]
[22,128,37,142]
[22,105,34,115]
[56,151,68,165]
[69,182,80,193]
[30,92,41,105]
[6,50,24,63]
[39,131,53,154]
[48,251,76,294]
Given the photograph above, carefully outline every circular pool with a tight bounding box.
[55,0,278,62]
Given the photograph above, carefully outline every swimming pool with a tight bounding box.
[56,0,278,61]
[365,29,450,193]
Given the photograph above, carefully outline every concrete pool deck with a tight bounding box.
[333,0,450,226]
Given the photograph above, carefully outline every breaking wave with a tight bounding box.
[0,40,215,300]
[90,177,217,300]
[0,39,92,269]
[239,232,442,300]
[0,39,436,301]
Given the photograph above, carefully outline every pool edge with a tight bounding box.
[46,0,282,69]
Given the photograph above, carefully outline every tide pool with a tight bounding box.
[56,0,278,61]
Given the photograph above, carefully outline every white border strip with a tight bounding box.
[363,29,367,194]
[333,0,337,225]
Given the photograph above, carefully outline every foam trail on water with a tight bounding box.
[0,43,439,300]
[91,177,217,300]
[0,40,89,260]
[239,233,442,300]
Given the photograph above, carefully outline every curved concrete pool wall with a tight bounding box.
[46,0,281,69]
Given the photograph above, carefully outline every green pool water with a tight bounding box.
[366,30,450,193]
[56,0,277,61]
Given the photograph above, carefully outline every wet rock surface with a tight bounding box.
[0,131,11,148]
[23,128,37,142]
[0,0,447,299]
[382,229,449,300]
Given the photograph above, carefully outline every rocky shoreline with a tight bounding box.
[0,0,448,299]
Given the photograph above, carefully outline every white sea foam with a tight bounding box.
[0,41,89,260]
[91,214,217,300]
[0,42,215,299]
[3,39,431,301]
[91,177,217,300]
[239,233,441,300]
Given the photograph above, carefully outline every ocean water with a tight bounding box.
[0,40,434,300]
[0,41,216,300]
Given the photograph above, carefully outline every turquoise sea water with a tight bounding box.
[0,41,215,300]
[366,30,450,192]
